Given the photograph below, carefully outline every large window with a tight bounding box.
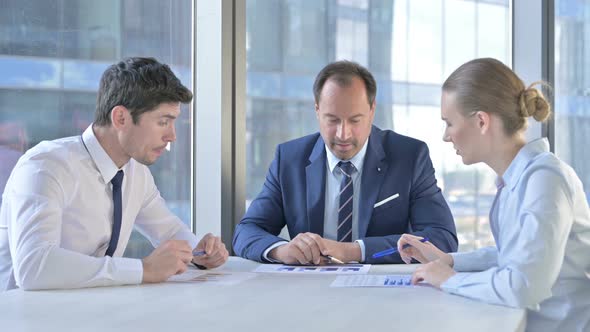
[0,0,193,258]
[554,0,590,201]
[246,0,511,251]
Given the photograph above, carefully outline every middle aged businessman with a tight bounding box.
[233,60,457,265]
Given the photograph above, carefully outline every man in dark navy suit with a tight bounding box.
[233,60,457,265]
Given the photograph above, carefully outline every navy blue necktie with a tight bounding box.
[105,170,124,257]
[337,161,355,242]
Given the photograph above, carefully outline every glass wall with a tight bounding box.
[554,0,590,202]
[246,0,511,251]
[0,0,193,258]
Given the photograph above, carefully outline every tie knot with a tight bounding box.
[337,161,355,177]
[111,170,124,187]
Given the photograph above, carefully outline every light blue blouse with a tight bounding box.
[441,138,590,332]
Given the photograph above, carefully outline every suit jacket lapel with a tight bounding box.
[306,136,327,236]
[359,128,388,238]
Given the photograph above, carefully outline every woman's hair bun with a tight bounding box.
[518,81,551,122]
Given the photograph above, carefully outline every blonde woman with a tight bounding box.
[398,58,590,331]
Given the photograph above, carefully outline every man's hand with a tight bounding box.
[319,238,361,263]
[411,259,456,288]
[397,233,453,266]
[142,240,193,283]
[269,232,324,265]
[192,233,229,269]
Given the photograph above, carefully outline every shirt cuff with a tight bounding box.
[440,272,471,294]
[450,252,474,272]
[355,240,366,262]
[113,257,144,285]
[172,229,200,249]
[262,241,289,263]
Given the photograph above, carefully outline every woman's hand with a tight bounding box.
[397,233,454,266]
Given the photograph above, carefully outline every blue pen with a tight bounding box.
[372,237,429,259]
[192,249,206,256]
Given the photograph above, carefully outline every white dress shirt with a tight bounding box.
[0,125,198,290]
[441,138,590,332]
[262,139,369,262]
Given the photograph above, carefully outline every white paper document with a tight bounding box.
[167,269,257,285]
[254,264,371,274]
[330,275,413,287]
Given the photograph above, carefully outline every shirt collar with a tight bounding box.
[82,124,127,184]
[325,137,369,175]
[500,138,550,191]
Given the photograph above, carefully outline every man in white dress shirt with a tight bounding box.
[0,57,228,291]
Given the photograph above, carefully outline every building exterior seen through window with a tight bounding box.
[554,0,590,203]
[6,0,584,255]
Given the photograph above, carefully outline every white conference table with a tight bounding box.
[0,257,526,332]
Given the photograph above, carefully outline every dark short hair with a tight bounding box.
[94,57,193,126]
[313,60,376,105]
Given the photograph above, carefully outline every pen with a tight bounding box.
[321,254,345,265]
[372,237,429,259]
[191,250,208,270]
[192,249,206,257]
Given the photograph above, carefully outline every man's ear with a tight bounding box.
[476,111,490,135]
[110,106,130,130]
[315,103,320,119]
[369,100,376,121]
